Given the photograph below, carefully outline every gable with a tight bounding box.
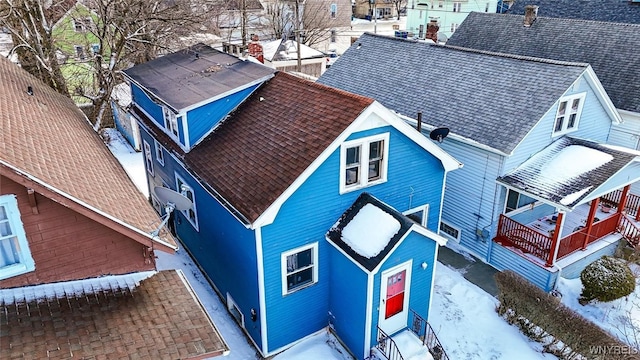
[447,12,640,114]
[318,33,588,155]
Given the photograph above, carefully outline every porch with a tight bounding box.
[494,188,640,267]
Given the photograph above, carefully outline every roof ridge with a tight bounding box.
[277,71,374,106]
[440,43,591,68]
[496,10,640,27]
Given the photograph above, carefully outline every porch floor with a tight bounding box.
[389,330,433,360]
[525,203,617,239]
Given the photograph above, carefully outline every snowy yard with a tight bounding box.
[105,129,570,359]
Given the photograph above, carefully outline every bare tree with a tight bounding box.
[391,0,405,20]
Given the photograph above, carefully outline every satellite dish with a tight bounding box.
[154,187,192,211]
[150,187,193,237]
[429,127,450,143]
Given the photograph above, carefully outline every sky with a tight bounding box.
[104,127,640,359]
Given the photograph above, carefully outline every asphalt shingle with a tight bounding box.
[507,0,640,24]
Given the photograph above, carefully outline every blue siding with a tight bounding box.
[186,84,260,147]
[111,101,138,150]
[369,233,437,347]
[260,125,447,353]
[505,76,615,172]
[328,247,368,360]
[560,239,620,279]
[434,136,504,260]
[131,84,163,127]
[138,126,263,350]
[489,242,558,291]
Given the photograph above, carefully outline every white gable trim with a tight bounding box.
[181,74,274,113]
[580,66,623,125]
[252,101,462,228]
[364,271,374,359]
[254,227,269,355]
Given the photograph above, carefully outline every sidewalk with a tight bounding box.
[437,245,499,297]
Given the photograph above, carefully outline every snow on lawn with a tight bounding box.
[556,268,640,347]
[106,129,554,359]
[430,262,556,360]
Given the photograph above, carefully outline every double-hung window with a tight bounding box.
[505,189,537,213]
[340,133,389,193]
[143,140,154,175]
[154,140,165,166]
[553,93,585,135]
[453,2,461,12]
[0,195,35,280]
[281,243,318,295]
[176,174,198,230]
[330,3,337,19]
[163,106,179,138]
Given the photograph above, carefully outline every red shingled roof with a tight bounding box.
[0,56,175,250]
[186,72,374,223]
[0,270,229,359]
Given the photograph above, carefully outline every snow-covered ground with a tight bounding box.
[105,128,557,359]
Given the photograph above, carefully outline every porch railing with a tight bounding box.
[619,214,640,247]
[409,310,450,360]
[556,214,621,259]
[495,214,552,261]
[375,326,404,360]
[601,190,640,218]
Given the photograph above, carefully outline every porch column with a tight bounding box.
[546,212,564,267]
[619,185,630,215]
[582,198,599,250]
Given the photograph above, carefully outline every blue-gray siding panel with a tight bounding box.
[138,127,263,350]
[370,232,437,347]
[261,125,447,353]
[560,240,620,279]
[489,242,558,291]
[328,247,368,360]
[436,138,504,260]
[186,84,260,147]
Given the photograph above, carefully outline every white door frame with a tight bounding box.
[378,260,412,335]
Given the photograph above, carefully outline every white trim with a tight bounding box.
[378,260,413,335]
[439,220,461,242]
[581,66,623,125]
[143,140,154,175]
[280,242,319,296]
[154,140,165,166]
[503,188,541,215]
[226,293,245,328]
[403,204,429,227]
[325,235,371,273]
[409,224,448,246]
[552,92,586,137]
[339,133,390,194]
[255,227,269,355]
[0,194,35,280]
[364,271,374,359]
[181,75,275,113]
[175,173,199,231]
[426,244,439,322]
[132,104,190,154]
[0,160,177,250]
[252,101,462,228]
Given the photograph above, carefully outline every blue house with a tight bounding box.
[319,33,640,291]
[122,44,461,359]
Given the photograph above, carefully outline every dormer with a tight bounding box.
[123,43,275,153]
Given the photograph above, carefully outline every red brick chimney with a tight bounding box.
[248,34,264,63]
[426,18,439,42]
[523,5,538,27]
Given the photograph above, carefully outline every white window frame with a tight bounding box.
[226,293,245,328]
[553,93,586,136]
[439,220,461,242]
[450,23,459,32]
[175,174,198,231]
[339,133,390,194]
[330,30,337,43]
[0,195,35,280]
[504,188,540,215]
[73,17,90,32]
[404,204,429,227]
[74,45,86,60]
[330,3,337,19]
[143,140,154,175]
[154,140,165,166]
[452,2,461,12]
[163,106,179,139]
[281,242,318,296]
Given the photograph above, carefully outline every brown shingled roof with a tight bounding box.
[0,270,229,359]
[0,56,176,250]
[185,72,374,223]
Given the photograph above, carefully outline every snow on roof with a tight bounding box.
[341,203,401,258]
[0,271,155,304]
[111,82,132,107]
[560,186,592,206]
[262,39,326,62]
[542,145,613,185]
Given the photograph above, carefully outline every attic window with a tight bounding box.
[0,195,36,280]
[340,133,389,194]
[73,18,91,32]
[553,93,585,136]
[162,106,179,138]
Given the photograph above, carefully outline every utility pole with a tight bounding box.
[295,0,302,72]
[241,0,248,47]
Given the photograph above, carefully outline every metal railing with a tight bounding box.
[409,310,450,360]
[374,326,404,360]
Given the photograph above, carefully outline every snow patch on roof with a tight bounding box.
[542,145,613,184]
[0,271,156,304]
[560,186,592,205]
[341,203,401,258]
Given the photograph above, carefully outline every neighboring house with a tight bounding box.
[0,56,229,358]
[405,0,498,40]
[123,43,461,359]
[507,0,640,24]
[111,82,141,151]
[259,38,328,78]
[319,33,640,291]
[354,0,399,20]
[301,0,358,55]
[446,11,640,191]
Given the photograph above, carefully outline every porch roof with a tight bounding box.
[497,137,640,210]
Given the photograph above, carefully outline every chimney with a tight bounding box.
[247,34,264,63]
[426,18,439,43]
[523,5,538,27]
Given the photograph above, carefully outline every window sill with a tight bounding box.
[283,281,317,297]
[0,263,34,281]
[340,179,387,195]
